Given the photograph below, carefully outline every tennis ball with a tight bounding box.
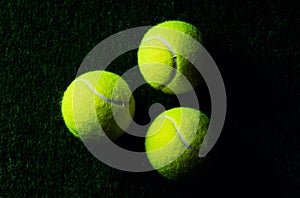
[145,107,209,180]
[61,70,135,141]
[138,20,202,94]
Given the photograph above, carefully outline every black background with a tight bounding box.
[1,0,299,197]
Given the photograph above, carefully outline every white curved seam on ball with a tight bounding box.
[143,36,177,86]
[75,79,126,106]
[144,36,176,58]
[160,115,199,154]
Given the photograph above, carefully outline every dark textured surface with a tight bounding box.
[1,0,299,197]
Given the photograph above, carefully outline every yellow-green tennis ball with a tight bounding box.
[61,70,135,141]
[138,20,202,94]
[145,107,209,180]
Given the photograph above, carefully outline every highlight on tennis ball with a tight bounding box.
[137,20,202,94]
[61,70,135,142]
[145,107,209,180]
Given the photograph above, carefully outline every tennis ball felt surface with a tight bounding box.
[138,20,202,94]
[61,70,135,141]
[145,107,209,180]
